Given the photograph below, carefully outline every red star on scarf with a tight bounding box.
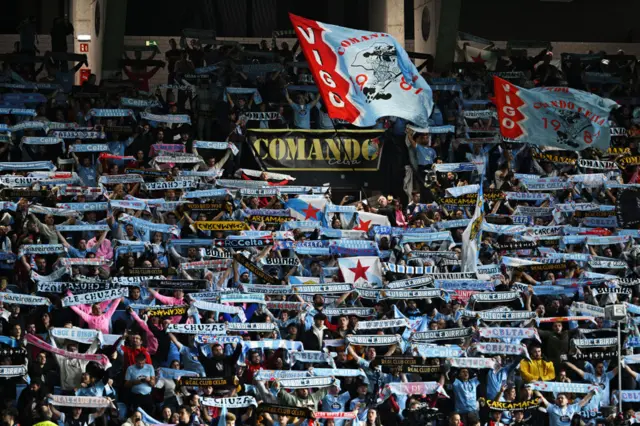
[349,260,370,282]
[302,203,320,220]
[353,219,372,232]
[471,52,486,64]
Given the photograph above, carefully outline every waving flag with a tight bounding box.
[285,195,327,222]
[352,211,391,232]
[289,13,433,127]
[338,256,383,285]
[461,182,484,273]
[494,76,618,151]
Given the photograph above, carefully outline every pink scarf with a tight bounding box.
[25,334,110,368]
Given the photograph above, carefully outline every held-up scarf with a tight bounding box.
[383,263,433,275]
[410,327,473,342]
[61,288,127,307]
[572,338,617,348]
[0,292,50,306]
[18,244,66,256]
[475,343,529,358]
[49,395,113,408]
[355,318,409,330]
[380,289,450,301]
[56,202,108,212]
[260,257,300,266]
[50,328,120,346]
[322,307,375,317]
[98,174,144,185]
[52,131,105,139]
[621,391,640,402]
[194,335,244,345]
[0,161,55,171]
[68,143,110,153]
[290,351,336,367]
[479,327,541,342]
[120,97,161,108]
[386,381,447,396]
[192,300,242,314]
[279,377,338,389]
[226,322,277,332]
[201,396,257,408]
[412,344,465,358]
[450,357,496,369]
[434,280,495,291]
[30,204,80,217]
[254,370,309,381]
[143,180,199,191]
[470,291,522,305]
[0,366,27,377]
[220,293,266,305]
[527,381,599,394]
[38,281,118,293]
[193,140,239,155]
[241,112,282,121]
[166,323,226,334]
[179,259,231,271]
[140,112,191,124]
[470,310,537,322]
[346,335,402,346]
[486,399,541,411]
[118,213,180,236]
[156,368,199,379]
[257,404,313,419]
[387,276,434,289]
[240,284,293,295]
[26,334,110,367]
[292,283,354,294]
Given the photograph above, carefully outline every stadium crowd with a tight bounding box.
[0,15,640,426]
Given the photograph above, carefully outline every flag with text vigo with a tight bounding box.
[289,13,433,127]
[494,76,619,151]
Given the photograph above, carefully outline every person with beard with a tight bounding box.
[537,321,579,374]
[198,341,242,378]
[17,377,46,425]
[519,344,555,383]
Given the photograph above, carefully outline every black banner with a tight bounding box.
[372,357,421,367]
[185,203,227,212]
[233,253,279,285]
[569,350,619,361]
[532,152,576,165]
[0,348,27,357]
[247,129,384,172]
[146,305,189,317]
[486,398,540,411]
[521,262,568,272]
[493,241,538,251]
[214,238,274,249]
[1,189,49,199]
[178,376,237,387]
[123,267,175,276]
[257,403,313,419]
[147,279,208,291]
[247,215,291,224]
[617,188,640,229]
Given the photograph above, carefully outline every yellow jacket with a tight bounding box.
[519,358,555,383]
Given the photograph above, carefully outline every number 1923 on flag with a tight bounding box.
[493,76,619,151]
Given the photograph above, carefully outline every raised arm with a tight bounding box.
[564,361,585,379]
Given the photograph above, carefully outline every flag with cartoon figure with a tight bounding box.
[289,13,433,127]
[493,76,619,151]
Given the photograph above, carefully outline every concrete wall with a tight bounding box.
[71,0,108,82]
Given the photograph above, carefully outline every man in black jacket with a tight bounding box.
[302,313,332,351]
[199,341,242,378]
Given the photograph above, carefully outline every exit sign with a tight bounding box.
[146,40,157,46]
